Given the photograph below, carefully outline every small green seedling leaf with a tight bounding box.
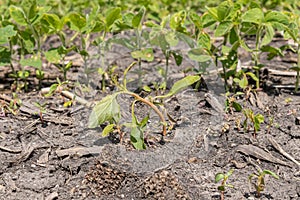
[44,83,58,97]
[88,94,121,128]
[262,170,279,179]
[102,124,115,137]
[215,173,225,183]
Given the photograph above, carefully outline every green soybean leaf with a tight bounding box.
[242,8,264,24]
[0,48,11,66]
[171,51,183,66]
[130,114,147,150]
[232,101,242,112]
[67,12,86,32]
[9,5,27,26]
[217,1,232,21]
[239,74,248,89]
[88,94,121,128]
[102,124,115,137]
[162,75,200,98]
[205,6,218,22]
[170,10,186,32]
[165,31,179,47]
[202,12,217,28]
[261,23,274,46]
[215,21,233,37]
[105,7,121,30]
[189,11,202,29]
[20,55,42,68]
[254,114,264,131]
[45,49,61,63]
[215,173,225,183]
[132,6,145,29]
[198,32,211,50]
[188,48,211,62]
[246,72,259,82]
[0,25,17,44]
[131,48,154,62]
[265,11,289,26]
[42,13,62,31]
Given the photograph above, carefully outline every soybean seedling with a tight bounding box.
[88,62,200,149]
[249,169,279,198]
[243,108,264,138]
[215,169,234,200]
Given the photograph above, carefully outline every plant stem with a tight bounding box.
[125,91,167,136]
[295,45,300,92]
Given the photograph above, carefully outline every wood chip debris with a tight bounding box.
[236,144,290,167]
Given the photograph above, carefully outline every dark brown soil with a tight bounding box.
[0,32,300,200]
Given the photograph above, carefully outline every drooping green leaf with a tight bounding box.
[242,8,264,24]
[171,51,183,66]
[246,72,259,82]
[261,23,274,46]
[102,124,115,137]
[0,25,17,44]
[162,75,201,98]
[262,170,279,179]
[265,11,289,26]
[88,94,121,128]
[132,6,145,29]
[260,45,283,60]
[9,5,27,26]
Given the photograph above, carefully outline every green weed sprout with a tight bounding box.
[249,169,279,198]
[215,169,234,200]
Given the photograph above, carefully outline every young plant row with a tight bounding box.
[215,168,279,200]
[1,0,300,149]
